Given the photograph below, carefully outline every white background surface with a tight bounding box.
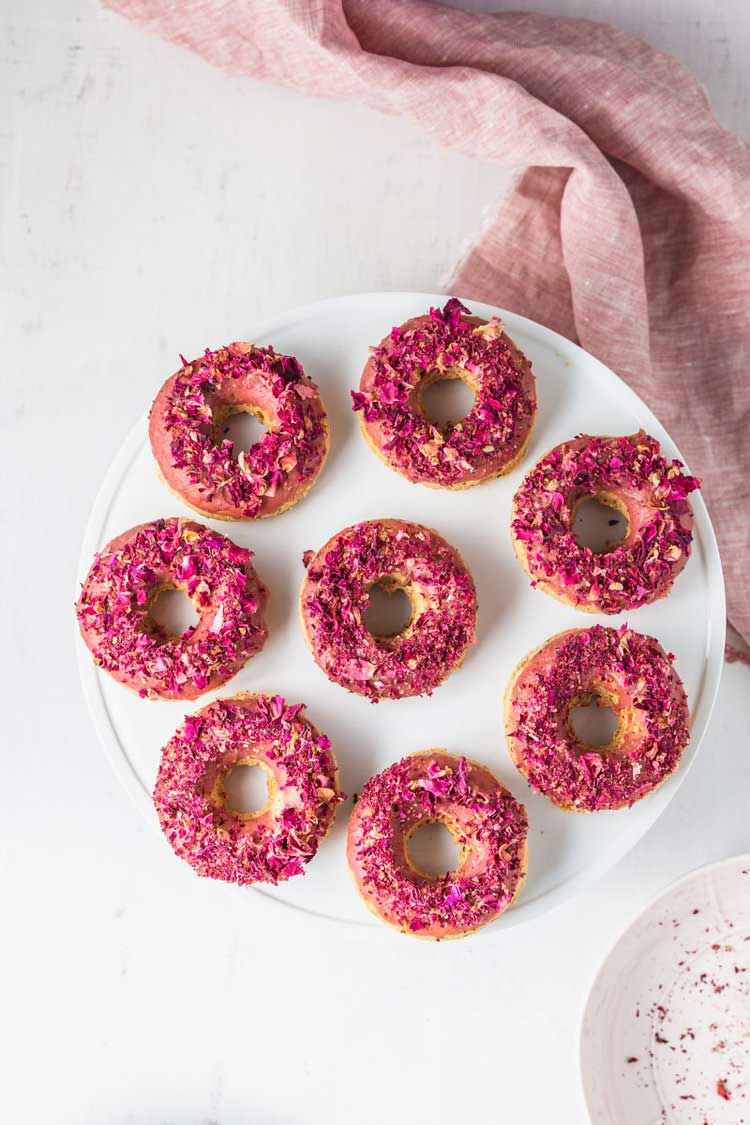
[2,2,749,1123]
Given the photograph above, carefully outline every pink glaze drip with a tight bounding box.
[506,625,690,811]
[352,298,536,486]
[300,519,477,702]
[347,751,528,937]
[76,518,268,700]
[153,693,342,884]
[512,431,699,613]
[149,342,327,519]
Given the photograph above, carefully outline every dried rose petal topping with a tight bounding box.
[153,693,343,885]
[76,517,268,701]
[347,750,528,939]
[504,625,690,812]
[352,298,536,488]
[299,519,477,702]
[149,341,328,520]
[511,431,699,614]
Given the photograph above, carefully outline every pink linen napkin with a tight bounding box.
[102,0,750,656]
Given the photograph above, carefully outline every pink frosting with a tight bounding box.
[511,431,699,613]
[347,751,528,938]
[149,341,328,519]
[76,517,268,700]
[505,625,690,811]
[352,298,537,487]
[300,519,477,701]
[153,693,343,884]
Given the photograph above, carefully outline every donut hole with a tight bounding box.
[407,820,462,878]
[419,370,475,431]
[222,760,273,817]
[147,585,199,640]
[569,693,620,750]
[364,578,414,640]
[220,406,268,460]
[572,493,629,553]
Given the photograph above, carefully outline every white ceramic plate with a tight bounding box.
[76,292,725,932]
[581,855,750,1123]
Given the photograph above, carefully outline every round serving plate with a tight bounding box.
[581,854,750,1123]
[76,292,725,933]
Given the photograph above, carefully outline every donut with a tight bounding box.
[503,625,690,812]
[511,431,699,614]
[351,298,536,489]
[153,693,342,884]
[347,751,528,939]
[299,519,477,701]
[76,517,268,700]
[149,341,328,520]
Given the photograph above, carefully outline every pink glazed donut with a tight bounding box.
[149,341,328,520]
[154,693,342,885]
[347,751,528,939]
[299,519,477,702]
[76,517,268,701]
[511,431,699,614]
[504,626,690,812]
[352,298,537,489]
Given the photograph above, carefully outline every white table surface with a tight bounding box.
[2,2,749,1122]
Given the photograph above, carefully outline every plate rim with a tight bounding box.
[579,851,750,1123]
[75,290,727,932]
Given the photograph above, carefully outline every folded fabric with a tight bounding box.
[102,0,750,655]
